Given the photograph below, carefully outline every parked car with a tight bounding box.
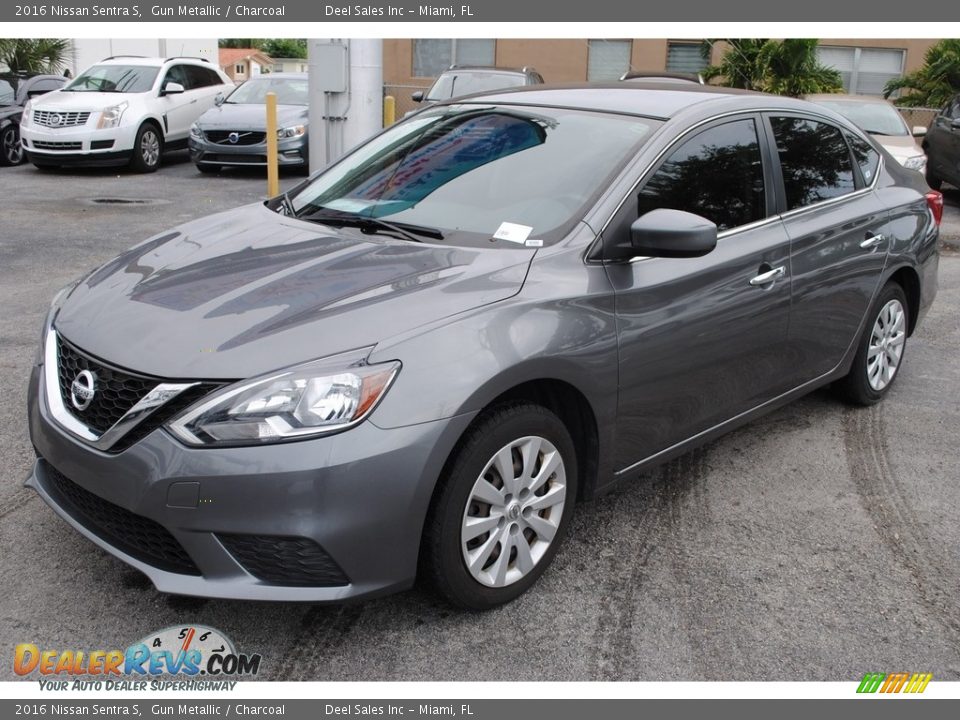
[189,73,309,173]
[410,65,544,108]
[922,93,960,190]
[620,71,704,84]
[27,84,940,610]
[805,94,927,173]
[0,73,66,166]
[20,56,232,172]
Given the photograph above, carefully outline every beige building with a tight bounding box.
[218,48,274,83]
[384,38,937,96]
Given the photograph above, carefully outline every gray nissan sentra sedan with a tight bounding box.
[26,84,941,609]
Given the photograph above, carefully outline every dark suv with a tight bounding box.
[0,73,66,165]
[411,65,544,107]
[923,94,960,190]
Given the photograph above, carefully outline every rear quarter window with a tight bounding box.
[845,131,880,185]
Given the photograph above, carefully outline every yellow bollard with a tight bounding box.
[383,95,396,127]
[265,91,279,198]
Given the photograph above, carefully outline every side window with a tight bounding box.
[162,65,188,90]
[184,66,209,89]
[637,118,766,232]
[205,68,225,87]
[770,117,855,211]
[946,97,960,120]
[845,131,880,185]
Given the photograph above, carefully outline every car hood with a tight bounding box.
[54,204,535,380]
[872,133,923,160]
[29,90,136,111]
[197,103,308,130]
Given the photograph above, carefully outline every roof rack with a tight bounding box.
[102,55,147,61]
[165,56,210,63]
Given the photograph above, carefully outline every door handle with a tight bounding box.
[860,234,884,249]
[749,265,785,286]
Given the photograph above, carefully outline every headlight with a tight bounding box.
[189,123,203,139]
[167,351,400,446]
[97,101,128,129]
[277,125,306,139]
[36,280,79,365]
[902,155,926,172]
[21,99,33,125]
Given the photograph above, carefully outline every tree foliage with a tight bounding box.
[218,39,308,59]
[884,39,960,108]
[0,39,70,74]
[701,39,843,96]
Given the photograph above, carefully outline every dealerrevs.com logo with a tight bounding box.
[856,672,933,694]
[14,625,261,690]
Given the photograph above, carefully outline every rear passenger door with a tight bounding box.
[928,96,960,185]
[768,114,890,384]
[606,115,794,470]
[185,65,229,114]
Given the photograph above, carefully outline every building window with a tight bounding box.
[412,39,496,77]
[666,42,708,74]
[817,46,905,96]
[235,64,245,75]
[587,39,632,81]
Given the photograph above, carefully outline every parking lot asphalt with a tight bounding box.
[1,155,959,681]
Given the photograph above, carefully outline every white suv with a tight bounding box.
[20,56,232,173]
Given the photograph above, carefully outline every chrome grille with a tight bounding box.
[204,130,267,146]
[33,110,91,128]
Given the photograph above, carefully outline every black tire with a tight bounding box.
[196,163,221,174]
[129,123,163,173]
[422,402,578,610]
[925,168,942,191]
[0,124,23,166]
[834,282,909,406]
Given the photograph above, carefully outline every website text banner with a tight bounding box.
[2,700,959,719]
[5,0,959,23]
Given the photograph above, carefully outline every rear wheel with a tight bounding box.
[422,403,577,610]
[834,283,909,406]
[0,124,23,165]
[129,123,162,173]
[925,167,942,191]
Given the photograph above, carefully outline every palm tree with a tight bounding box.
[701,39,843,97]
[883,39,960,108]
[0,39,70,74]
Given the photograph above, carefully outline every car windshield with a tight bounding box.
[64,64,159,93]
[226,77,309,106]
[291,104,661,246]
[426,72,528,101]
[813,99,910,136]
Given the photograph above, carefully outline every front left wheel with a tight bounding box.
[422,402,577,610]
[129,123,162,173]
[0,124,23,166]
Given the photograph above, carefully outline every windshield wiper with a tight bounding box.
[299,210,444,242]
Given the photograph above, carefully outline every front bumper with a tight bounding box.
[189,134,308,167]
[27,362,474,601]
[20,121,137,166]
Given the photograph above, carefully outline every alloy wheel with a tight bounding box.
[141,130,160,167]
[2,127,22,164]
[461,435,567,588]
[867,298,906,391]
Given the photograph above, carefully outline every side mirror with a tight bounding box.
[951,118,960,130]
[629,209,718,258]
[214,92,225,107]
[912,125,927,137]
[411,90,424,103]
[162,82,185,96]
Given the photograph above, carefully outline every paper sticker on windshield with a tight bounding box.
[493,222,533,243]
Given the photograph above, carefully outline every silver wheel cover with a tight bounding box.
[461,435,567,588]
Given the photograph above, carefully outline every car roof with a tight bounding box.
[804,93,894,105]
[443,66,535,76]
[454,83,794,120]
[97,56,214,67]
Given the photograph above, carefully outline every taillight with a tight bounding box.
[925,190,943,226]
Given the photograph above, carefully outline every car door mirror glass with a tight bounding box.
[629,209,718,259]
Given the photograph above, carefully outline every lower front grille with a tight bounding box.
[204,153,267,164]
[218,534,349,587]
[45,464,201,575]
[33,141,82,151]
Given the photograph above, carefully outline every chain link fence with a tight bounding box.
[897,107,939,134]
[383,83,432,124]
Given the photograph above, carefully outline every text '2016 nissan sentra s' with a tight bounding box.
[26,84,941,610]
